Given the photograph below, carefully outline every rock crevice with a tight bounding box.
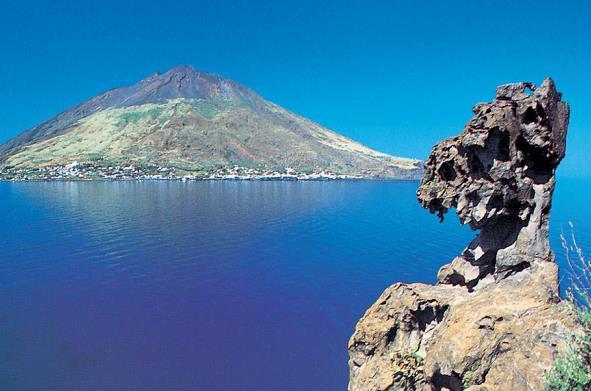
[348,79,576,390]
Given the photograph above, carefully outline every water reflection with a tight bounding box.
[0,179,587,390]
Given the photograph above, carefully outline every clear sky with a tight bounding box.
[1,0,589,177]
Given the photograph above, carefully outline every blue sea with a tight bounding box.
[1,179,589,390]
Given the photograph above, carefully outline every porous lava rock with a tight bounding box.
[348,79,576,390]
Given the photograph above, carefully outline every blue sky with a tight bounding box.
[1,0,589,177]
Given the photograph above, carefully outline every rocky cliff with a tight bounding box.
[348,79,576,390]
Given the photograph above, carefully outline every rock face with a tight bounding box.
[417,79,569,289]
[348,79,575,390]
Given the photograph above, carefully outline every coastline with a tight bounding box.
[0,177,420,182]
[0,162,422,182]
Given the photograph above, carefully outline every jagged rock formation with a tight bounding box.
[418,78,569,290]
[0,65,422,179]
[349,79,576,390]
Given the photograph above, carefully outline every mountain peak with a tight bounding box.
[99,65,245,108]
[165,64,199,75]
[160,64,207,80]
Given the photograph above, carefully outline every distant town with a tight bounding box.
[0,161,364,181]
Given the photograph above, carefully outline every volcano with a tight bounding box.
[0,65,421,179]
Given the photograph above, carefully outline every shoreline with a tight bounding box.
[0,176,420,183]
[0,163,422,182]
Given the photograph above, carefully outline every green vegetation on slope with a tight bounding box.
[2,98,421,179]
[546,227,591,390]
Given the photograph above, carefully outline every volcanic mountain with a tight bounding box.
[0,65,422,179]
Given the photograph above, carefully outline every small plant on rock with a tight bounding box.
[545,224,591,390]
[462,370,476,388]
[392,350,425,389]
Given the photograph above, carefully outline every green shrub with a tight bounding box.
[462,370,476,388]
[391,350,424,389]
[545,224,591,390]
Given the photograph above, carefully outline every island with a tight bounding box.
[0,65,422,181]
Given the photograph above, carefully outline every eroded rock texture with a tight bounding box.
[418,78,569,290]
[349,79,575,391]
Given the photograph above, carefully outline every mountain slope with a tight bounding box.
[0,65,422,179]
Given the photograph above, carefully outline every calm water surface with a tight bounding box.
[1,179,589,390]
